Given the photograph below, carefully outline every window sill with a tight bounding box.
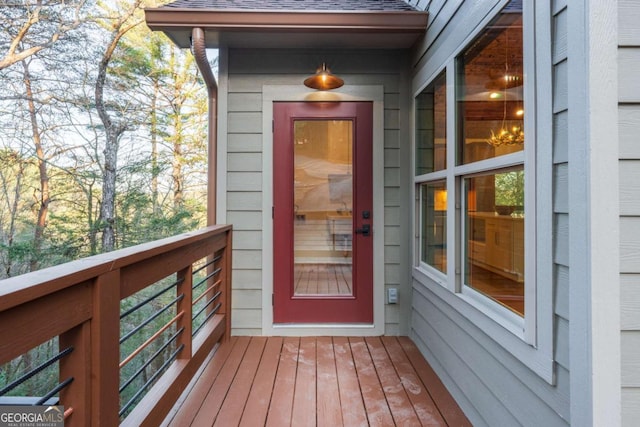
[416,262,447,287]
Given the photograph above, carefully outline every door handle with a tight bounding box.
[355,224,371,237]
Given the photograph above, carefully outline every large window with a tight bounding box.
[416,0,529,321]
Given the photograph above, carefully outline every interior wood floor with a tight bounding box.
[467,264,524,315]
[162,336,471,427]
[294,263,352,295]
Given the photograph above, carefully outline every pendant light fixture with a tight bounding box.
[486,26,524,147]
[304,63,344,91]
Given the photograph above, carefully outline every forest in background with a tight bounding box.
[0,0,211,279]
[0,1,214,411]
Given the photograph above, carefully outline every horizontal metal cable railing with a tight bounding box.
[0,225,232,427]
[118,276,186,418]
[0,343,73,411]
[192,253,224,338]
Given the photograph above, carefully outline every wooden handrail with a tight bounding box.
[0,225,233,426]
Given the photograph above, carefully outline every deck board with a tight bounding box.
[239,337,283,427]
[164,336,470,427]
[350,337,395,426]
[265,337,299,427]
[165,336,238,427]
[190,336,250,425]
[316,337,343,426]
[399,337,472,427]
[381,336,447,426]
[333,337,369,426]
[366,336,421,425]
[291,337,317,427]
[214,337,266,426]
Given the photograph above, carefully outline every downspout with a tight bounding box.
[191,28,218,226]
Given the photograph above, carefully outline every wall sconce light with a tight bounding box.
[434,189,447,212]
[304,63,344,91]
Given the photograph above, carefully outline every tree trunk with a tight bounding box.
[96,41,118,252]
[87,181,98,255]
[151,77,160,214]
[172,137,183,211]
[0,156,25,277]
[95,25,133,252]
[22,60,49,272]
[170,48,184,211]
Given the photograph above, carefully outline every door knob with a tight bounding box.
[355,224,371,236]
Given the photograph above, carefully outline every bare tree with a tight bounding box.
[94,0,143,252]
[160,45,207,212]
[20,60,50,272]
[0,0,88,70]
[0,149,30,277]
[0,0,209,271]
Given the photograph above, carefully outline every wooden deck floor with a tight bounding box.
[162,336,470,427]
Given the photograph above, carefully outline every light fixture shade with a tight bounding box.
[304,63,344,90]
[434,189,447,211]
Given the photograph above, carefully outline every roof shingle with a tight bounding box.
[162,0,417,11]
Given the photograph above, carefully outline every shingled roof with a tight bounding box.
[145,0,427,49]
[161,0,416,11]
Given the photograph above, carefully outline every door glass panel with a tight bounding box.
[293,120,353,296]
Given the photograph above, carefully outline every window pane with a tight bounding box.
[416,72,446,174]
[464,168,524,316]
[421,181,447,272]
[457,3,524,165]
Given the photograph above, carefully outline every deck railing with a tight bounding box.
[0,225,232,426]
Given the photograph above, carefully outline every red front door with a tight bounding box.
[273,102,373,323]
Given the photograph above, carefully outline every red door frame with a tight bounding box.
[273,101,373,323]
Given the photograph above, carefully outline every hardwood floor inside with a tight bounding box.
[294,263,352,295]
[467,264,524,315]
[162,336,470,427]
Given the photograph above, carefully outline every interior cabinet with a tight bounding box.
[486,219,513,272]
[469,213,524,282]
[327,214,352,251]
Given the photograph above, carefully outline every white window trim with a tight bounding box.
[411,0,554,384]
[261,85,386,337]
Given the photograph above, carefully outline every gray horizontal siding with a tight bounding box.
[413,0,497,70]
[412,286,570,426]
[623,389,640,426]
[225,48,410,334]
[410,1,569,425]
[621,274,640,330]
[620,0,640,419]
[620,0,640,46]
[552,5,570,384]
[552,6,570,384]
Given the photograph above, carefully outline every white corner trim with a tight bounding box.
[261,85,385,336]
[568,0,621,426]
